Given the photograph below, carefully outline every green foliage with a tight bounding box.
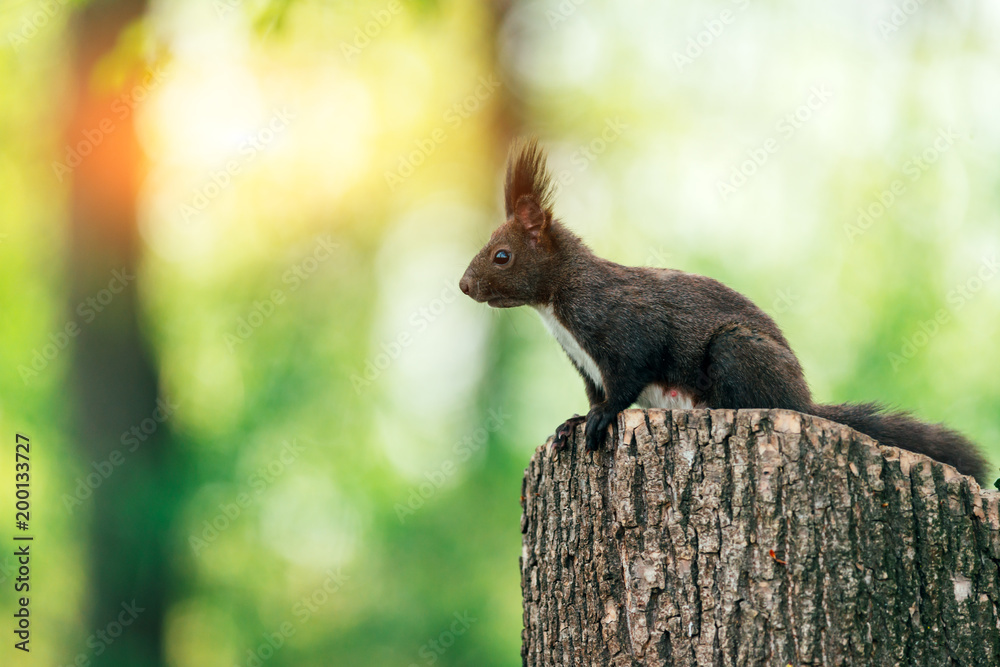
[1,0,999,665]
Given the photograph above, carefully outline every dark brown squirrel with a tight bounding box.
[459,139,989,482]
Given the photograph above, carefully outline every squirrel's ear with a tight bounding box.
[515,195,549,244]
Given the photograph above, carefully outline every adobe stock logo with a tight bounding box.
[18,268,135,384]
[56,600,145,667]
[179,108,296,222]
[225,235,338,352]
[843,126,959,243]
[548,118,629,199]
[63,397,180,514]
[189,438,306,556]
[673,0,751,71]
[394,408,509,523]
[339,0,404,62]
[877,0,930,38]
[51,65,170,181]
[383,75,502,191]
[716,84,833,200]
[6,0,72,51]
[407,611,477,667]
[351,280,464,393]
[888,255,998,371]
[233,568,349,667]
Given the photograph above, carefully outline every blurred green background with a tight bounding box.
[1,0,999,665]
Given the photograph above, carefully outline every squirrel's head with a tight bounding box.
[460,139,559,308]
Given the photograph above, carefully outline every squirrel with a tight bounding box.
[459,138,989,482]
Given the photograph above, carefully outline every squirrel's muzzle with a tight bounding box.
[459,269,475,299]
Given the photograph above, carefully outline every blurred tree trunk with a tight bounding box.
[66,1,169,665]
[520,408,1000,666]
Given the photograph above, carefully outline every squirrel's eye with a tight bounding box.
[493,249,511,265]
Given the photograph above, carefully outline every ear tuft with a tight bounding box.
[515,194,548,242]
[504,138,555,221]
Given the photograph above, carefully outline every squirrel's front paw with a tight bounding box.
[584,410,615,452]
[550,414,586,452]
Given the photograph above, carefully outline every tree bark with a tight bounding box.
[65,3,169,664]
[520,408,1000,666]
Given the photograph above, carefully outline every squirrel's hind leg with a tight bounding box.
[701,324,812,411]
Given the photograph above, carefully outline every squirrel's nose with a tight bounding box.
[459,276,471,296]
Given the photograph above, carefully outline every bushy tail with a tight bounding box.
[809,402,989,482]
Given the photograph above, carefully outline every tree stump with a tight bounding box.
[519,408,1000,666]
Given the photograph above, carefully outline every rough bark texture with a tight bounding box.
[520,408,1000,666]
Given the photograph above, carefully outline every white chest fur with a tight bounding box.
[533,304,604,390]
[534,304,701,411]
